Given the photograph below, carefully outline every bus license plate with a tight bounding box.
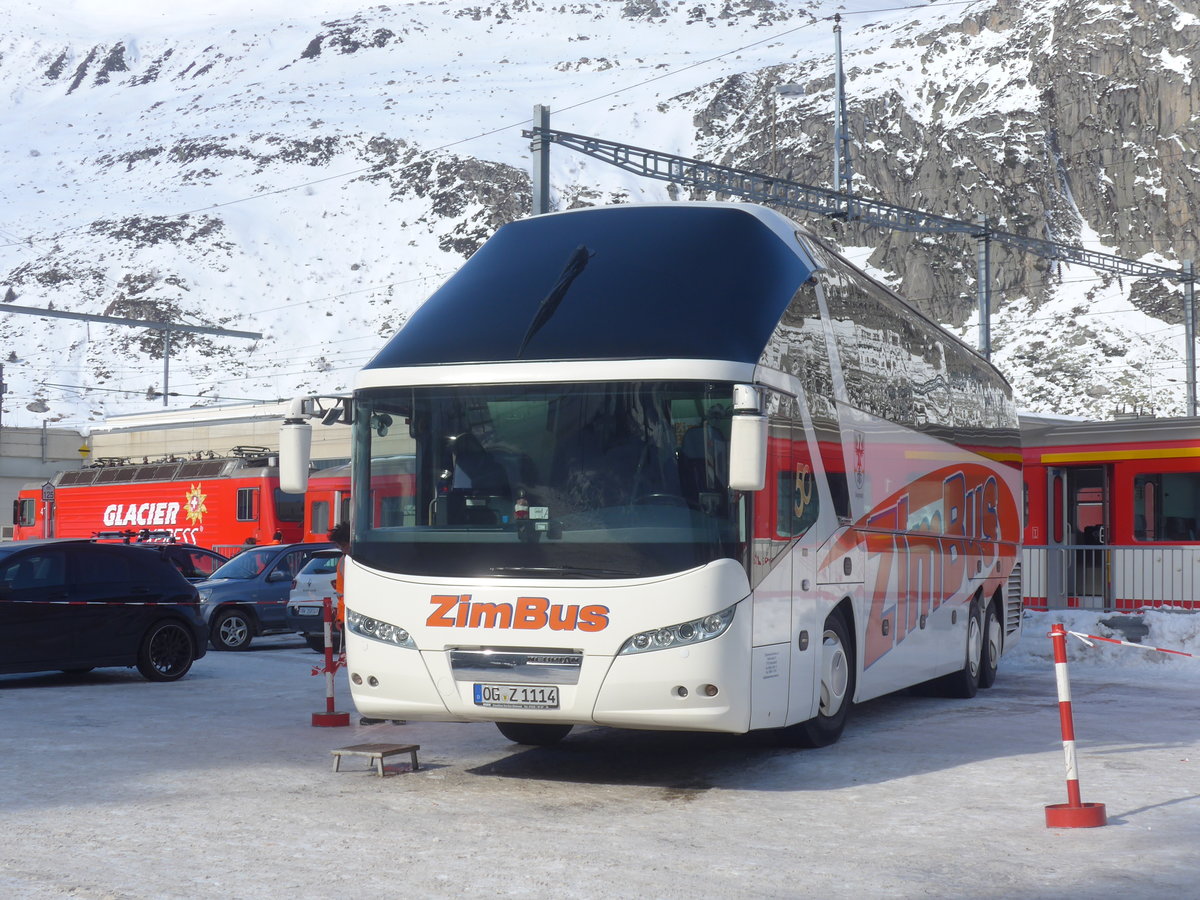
[474,683,559,709]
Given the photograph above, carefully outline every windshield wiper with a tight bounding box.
[516,244,593,357]
[488,565,635,579]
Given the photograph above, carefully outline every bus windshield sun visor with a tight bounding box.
[517,244,593,357]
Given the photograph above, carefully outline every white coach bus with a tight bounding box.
[282,202,1022,747]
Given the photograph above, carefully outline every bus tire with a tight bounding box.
[979,601,1002,690]
[777,609,854,748]
[211,608,253,651]
[495,722,573,746]
[939,600,983,699]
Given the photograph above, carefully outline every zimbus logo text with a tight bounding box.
[426,595,610,632]
[860,466,1018,669]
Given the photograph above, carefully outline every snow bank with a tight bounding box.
[1012,609,1200,680]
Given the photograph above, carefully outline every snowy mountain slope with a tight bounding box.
[0,0,1197,427]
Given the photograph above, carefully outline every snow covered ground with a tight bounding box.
[3,609,1200,899]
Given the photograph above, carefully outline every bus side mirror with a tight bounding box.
[280,417,313,495]
[728,385,767,492]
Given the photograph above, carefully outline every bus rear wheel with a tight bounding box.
[496,722,573,746]
[938,600,983,699]
[979,601,1002,689]
[777,609,854,748]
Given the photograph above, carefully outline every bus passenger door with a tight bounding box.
[748,417,797,731]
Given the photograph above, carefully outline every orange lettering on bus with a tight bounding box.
[427,595,609,631]
[427,595,459,628]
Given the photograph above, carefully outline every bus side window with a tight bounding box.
[778,449,819,539]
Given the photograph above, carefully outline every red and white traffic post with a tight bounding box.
[311,595,350,727]
[1044,623,1106,828]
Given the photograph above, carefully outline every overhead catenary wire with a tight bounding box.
[1,0,1192,416]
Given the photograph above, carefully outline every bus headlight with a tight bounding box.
[618,604,737,655]
[345,610,417,649]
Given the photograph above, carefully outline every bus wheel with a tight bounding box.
[979,602,1002,690]
[777,610,854,748]
[940,601,982,699]
[496,722,573,746]
[211,609,253,651]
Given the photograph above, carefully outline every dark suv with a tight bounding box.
[196,542,335,650]
[0,540,207,682]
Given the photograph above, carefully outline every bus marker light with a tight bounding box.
[368,676,379,687]
[351,673,363,685]
[703,684,719,697]
[674,686,689,698]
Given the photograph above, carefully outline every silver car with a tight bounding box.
[285,549,342,652]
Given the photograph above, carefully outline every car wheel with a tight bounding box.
[211,608,253,651]
[304,632,343,653]
[495,722,573,745]
[137,620,196,682]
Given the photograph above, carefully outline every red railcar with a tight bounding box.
[300,459,415,542]
[13,451,304,555]
[1021,413,1200,611]
[302,464,351,542]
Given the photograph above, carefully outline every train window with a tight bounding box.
[12,498,35,527]
[273,489,304,523]
[1133,473,1200,542]
[236,488,259,522]
[310,501,330,536]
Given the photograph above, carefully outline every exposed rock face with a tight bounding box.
[689,0,1200,415]
[0,0,1197,422]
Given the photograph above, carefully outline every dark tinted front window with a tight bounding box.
[352,382,742,578]
[210,547,276,579]
[274,489,304,523]
[365,206,812,368]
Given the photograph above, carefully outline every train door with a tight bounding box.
[1044,466,1109,608]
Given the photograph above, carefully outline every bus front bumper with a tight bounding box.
[345,631,753,734]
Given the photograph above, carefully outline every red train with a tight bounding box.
[13,449,305,556]
[1021,413,1200,611]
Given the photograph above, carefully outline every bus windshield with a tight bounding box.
[351,381,742,578]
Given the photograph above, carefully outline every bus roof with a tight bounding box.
[365,203,817,369]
